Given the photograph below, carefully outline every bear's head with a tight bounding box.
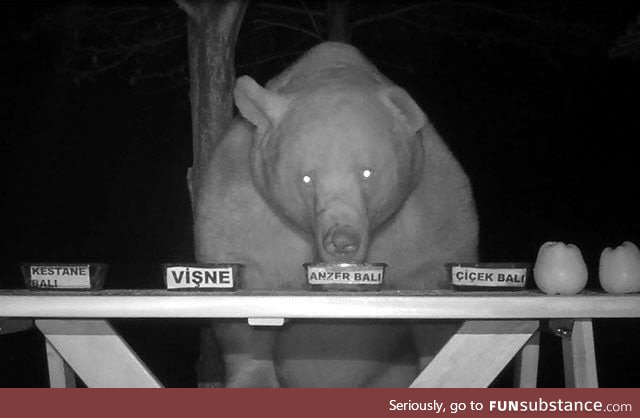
[234,76,426,263]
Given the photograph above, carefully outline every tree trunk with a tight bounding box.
[176,0,247,388]
[177,0,247,204]
[327,0,351,42]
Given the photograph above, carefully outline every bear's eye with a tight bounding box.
[302,175,313,185]
[361,169,373,179]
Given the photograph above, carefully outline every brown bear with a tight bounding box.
[194,42,478,387]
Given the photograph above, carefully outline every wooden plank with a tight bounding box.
[45,339,76,388]
[36,319,162,388]
[410,320,539,388]
[1,290,639,319]
[513,330,540,388]
[562,319,598,388]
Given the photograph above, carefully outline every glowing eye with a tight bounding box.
[302,175,312,184]
[362,169,372,179]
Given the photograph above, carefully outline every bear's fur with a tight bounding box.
[194,42,478,387]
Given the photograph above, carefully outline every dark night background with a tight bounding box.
[2,1,639,387]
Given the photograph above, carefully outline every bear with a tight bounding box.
[193,41,478,387]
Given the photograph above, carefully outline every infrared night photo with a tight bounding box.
[1,0,639,391]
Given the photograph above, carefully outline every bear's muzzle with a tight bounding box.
[323,225,361,258]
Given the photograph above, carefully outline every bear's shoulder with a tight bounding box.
[266,42,390,93]
[299,42,369,66]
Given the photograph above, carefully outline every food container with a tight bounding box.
[304,262,386,291]
[21,262,108,290]
[447,262,530,291]
[162,263,243,290]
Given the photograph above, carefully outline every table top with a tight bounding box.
[1,289,639,319]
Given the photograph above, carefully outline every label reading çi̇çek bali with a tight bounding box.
[451,266,527,287]
[165,266,235,289]
[307,265,383,285]
[30,265,91,289]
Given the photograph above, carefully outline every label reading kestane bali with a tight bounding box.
[307,265,383,285]
[30,265,91,289]
[165,266,234,289]
[451,266,527,288]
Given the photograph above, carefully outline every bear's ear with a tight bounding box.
[234,75,290,135]
[377,86,426,133]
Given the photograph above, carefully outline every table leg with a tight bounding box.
[410,320,539,387]
[36,319,162,388]
[45,339,76,388]
[513,330,540,388]
[562,318,598,388]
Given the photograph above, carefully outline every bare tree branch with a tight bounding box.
[237,49,306,69]
[134,62,188,83]
[252,18,323,41]
[174,0,199,22]
[27,0,611,87]
[610,13,640,59]
[353,2,444,28]
[353,1,597,45]
[299,0,323,39]
[257,2,324,17]
[68,48,136,82]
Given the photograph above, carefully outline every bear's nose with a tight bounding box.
[324,226,361,256]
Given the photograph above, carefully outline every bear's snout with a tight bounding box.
[323,225,361,258]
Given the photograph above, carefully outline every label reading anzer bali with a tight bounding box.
[307,265,383,285]
[451,266,526,288]
[30,265,91,289]
[165,266,234,289]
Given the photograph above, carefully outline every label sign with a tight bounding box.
[30,265,91,289]
[165,266,234,289]
[307,265,383,285]
[451,266,527,288]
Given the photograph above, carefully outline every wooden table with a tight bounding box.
[1,289,639,388]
